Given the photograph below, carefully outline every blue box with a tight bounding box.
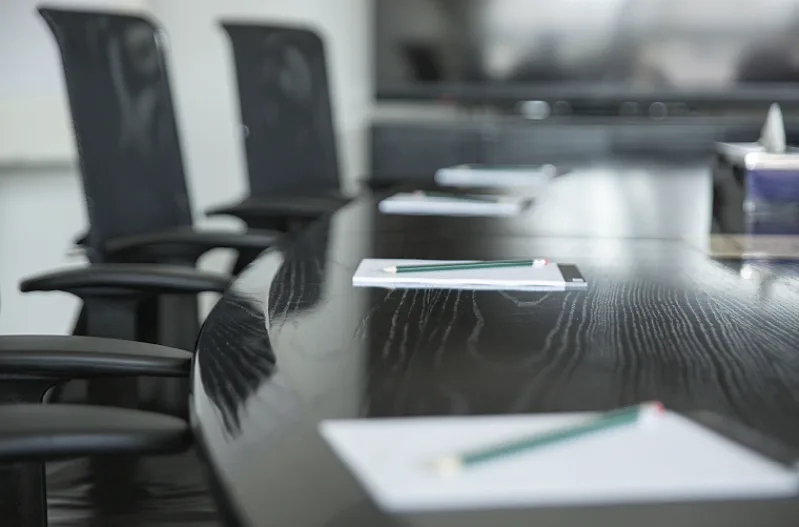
[715,142,799,212]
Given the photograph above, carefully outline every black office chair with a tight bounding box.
[34,7,282,346]
[0,404,190,527]
[208,23,350,273]
[17,266,227,413]
[0,334,193,527]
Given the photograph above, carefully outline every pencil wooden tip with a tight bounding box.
[382,266,397,274]
[432,455,463,475]
[639,401,666,428]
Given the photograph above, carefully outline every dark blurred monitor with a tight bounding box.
[375,0,799,107]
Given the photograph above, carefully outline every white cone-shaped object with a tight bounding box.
[760,103,786,153]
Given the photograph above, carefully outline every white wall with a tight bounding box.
[0,0,372,335]
[0,0,152,163]
[0,0,73,162]
[0,0,152,335]
[0,165,85,334]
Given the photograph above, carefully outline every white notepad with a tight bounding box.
[378,192,530,216]
[435,164,556,188]
[320,413,799,513]
[351,259,586,291]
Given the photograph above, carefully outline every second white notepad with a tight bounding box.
[352,259,587,291]
[435,164,556,188]
[378,192,531,216]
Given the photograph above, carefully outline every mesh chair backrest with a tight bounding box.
[222,23,340,196]
[40,7,193,252]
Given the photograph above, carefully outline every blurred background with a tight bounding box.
[3,0,798,335]
[377,0,799,90]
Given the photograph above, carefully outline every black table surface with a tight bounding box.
[191,163,799,527]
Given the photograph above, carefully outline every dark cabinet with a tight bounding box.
[369,117,788,185]
[370,121,482,184]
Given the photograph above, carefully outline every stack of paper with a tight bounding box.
[378,192,530,217]
[351,259,587,291]
[700,234,799,260]
[320,412,799,513]
[435,164,556,188]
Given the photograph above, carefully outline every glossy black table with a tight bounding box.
[191,164,799,527]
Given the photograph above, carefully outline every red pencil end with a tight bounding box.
[652,401,665,413]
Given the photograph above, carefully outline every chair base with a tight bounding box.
[0,463,46,527]
[0,380,61,527]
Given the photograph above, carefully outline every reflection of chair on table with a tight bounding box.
[198,293,276,435]
[199,222,332,434]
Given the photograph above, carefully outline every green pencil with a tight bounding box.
[433,401,665,474]
[414,190,500,203]
[382,258,548,274]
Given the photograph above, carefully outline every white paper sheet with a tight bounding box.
[378,192,530,216]
[320,413,799,513]
[351,259,578,291]
[435,164,556,188]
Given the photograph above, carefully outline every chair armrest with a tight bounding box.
[20,263,229,298]
[0,404,190,461]
[103,226,280,264]
[74,230,88,247]
[0,336,191,378]
[205,201,260,222]
[207,195,349,222]
[66,230,93,260]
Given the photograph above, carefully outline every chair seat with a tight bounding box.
[0,404,190,461]
[0,335,191,378]
[212,193,350,219]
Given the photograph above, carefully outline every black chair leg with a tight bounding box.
[81,298,144,516]
[230,216,315,275]
[0,463,47,527]
[0,380,62,527]
[136,297,160,344]
[144,294,198,416]
[83,298,140,409]
[72,306,87,336]
[77,294,193,416]
[46,307,90,404]
[231,247,264,275]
